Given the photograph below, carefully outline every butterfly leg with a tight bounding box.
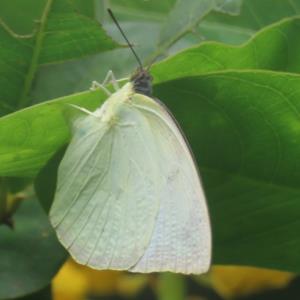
[102,70,120,91]
[69,104,98,117]
[90,81,112,96]
[90,70,128,94]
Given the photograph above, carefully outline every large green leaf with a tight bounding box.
[154,71,300,272]
[0,0,119,115]
[0,198,66,299]
[39,0,119,64]
[152,17,300,82]
[16,285,52,300]
[0,23,33,114]
[0,90,106,177]
[72,0,94,18]
[2,15,300,273]
[200,0,300,44]
[100,0,176,20]
[0,0,47,34]
[156,0,216,54]
[157,0,242,51]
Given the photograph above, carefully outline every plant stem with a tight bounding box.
[17,0,53,109]
[157,273,186,300]
[0,18,35,38]
[144,2,213,66]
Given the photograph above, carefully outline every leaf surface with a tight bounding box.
[0,198,66,299]
[2,14,300,273]
[0,0,119,115]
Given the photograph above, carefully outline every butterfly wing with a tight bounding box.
[51,86,211,274]
[50,106,161,270]
[129,93,212,274]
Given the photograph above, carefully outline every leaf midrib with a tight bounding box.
[17,0,53,109]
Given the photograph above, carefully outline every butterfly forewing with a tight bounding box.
[50,102,161,269]
[129,93,211,274]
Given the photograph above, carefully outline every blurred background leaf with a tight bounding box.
[16,285,52,300]
[0,197,66,299]
[151,0,242,63]
[198,0,300,44]
[0,0,120,115]
[35,145,68,213]
[152,17,300,82]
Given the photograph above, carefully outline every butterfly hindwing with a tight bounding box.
[129,93,211,274]
[50,103,161,269]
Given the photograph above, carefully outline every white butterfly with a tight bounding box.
[50,9,211,274]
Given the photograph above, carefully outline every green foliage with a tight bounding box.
[0,199,65,299]
[157,0,242,54]
[152,17,300,82]
[155,71,300,272]
[1,0,300,299]
[0,90,105,177]
[199,0,300,44]
[0,0,120,115]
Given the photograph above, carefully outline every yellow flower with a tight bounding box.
[209,265,294,299]
[52,259,148,300]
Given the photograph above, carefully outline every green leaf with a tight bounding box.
[72,0,94,18]
[154,70,300,272]
[102,0,176,20]
[199,0,300,44]
[0,89,106,177]
[0,0,119,115]
[0,198,66,299]
[28,0,242,104]
[214,0,243,14]
[30,20,162,103]
[27,0,300,107]
[157,0,215,52]
[39,0,120,64]
[16,285,52,300]
[30,19,161,102]
[152,0,242,60]
[152,17,300,83]
[1,15,300,176]
[3,13,300,273]
[0,23,33,114]
[0,0,47,34]
[35,145,67,213]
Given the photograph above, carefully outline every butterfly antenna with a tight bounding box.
[107,8,143,70]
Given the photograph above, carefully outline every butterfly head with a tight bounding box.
[131,68,153,97]
[107,9,153,97]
